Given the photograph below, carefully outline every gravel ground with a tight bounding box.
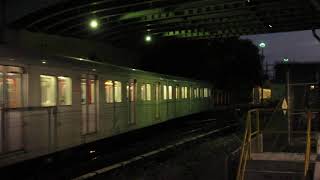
[92,132,242,180]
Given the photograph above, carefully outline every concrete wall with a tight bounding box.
[3,29,140,67]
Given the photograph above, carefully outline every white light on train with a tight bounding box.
[92,69,96,72]
[42,60,47,64]
[132,68,136,71]
[268,24,272,28]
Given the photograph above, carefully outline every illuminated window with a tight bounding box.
[196,88,199,98]
[163,85,167,100]
[0,73,3,105]
[204,88,208,98]
[58,76,72,105]
[194,88,197,99]
[176,86,180,99]
[141,84,145,100]
[89,80,95,104]
[114,81,122,102]
[168,86,172,100]
[81,79,86,104]
[200,88,204,98]
[41,75,57,106]
[146,84,151,101]
[184,87,188,99]
[7,73,22,108]
[105,80,114,103]
[181,87,185,99]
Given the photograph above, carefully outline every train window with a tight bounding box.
[81,79,86,104]
[204,88,208,98]
[194,88,197,99]
[0,73,3,104]
[168,86,173,100]
[146,84,151,101]
[7,73,22,108]
[89,80,95,104]
[196,88,200,98]
[176,86,180,99]
[141,84,146,101]
[114,81,122,103]
[181,87,185,99]
[184,87,188,99]
[58,76,72,105]
[105,80,114,103]
[163,85,167,100]
[41,75,57,106]
[200,88,204,98]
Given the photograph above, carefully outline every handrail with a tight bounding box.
[236,105,282,180]
[236,109,260,180]
[304,110,312,178]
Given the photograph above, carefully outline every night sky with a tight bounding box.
[241,30,320,64]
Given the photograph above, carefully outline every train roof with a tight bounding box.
[0,46,212,86]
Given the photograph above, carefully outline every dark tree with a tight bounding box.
[137,38,263,103]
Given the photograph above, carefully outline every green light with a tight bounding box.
[145,35,152,42]
[283,58,289,62]
[259,42,266,48]
[90,19,99,29]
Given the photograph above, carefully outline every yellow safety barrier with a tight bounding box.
[304,111,312,179]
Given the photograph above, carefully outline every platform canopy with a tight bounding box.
[9,0,320,45]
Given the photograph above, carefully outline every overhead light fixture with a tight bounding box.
[145,35,152,42]
[268,24,273,28]
[89,19,99,29]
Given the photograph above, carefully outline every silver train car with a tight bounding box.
[0,47,230,167]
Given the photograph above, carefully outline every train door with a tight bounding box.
[81,75,97,135]
[0,66,23,153]
[155,82,160,119]
[128,79,136,124]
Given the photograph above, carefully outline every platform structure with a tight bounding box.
[236,103,320,180]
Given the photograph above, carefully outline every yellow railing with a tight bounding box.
[236,109,261,180]
[304,110,312,178]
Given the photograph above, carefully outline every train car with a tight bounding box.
[0,47,225,167]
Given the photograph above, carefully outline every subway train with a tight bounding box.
[0,47,230,167]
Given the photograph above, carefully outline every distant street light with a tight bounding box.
[283,58,289,63]
[89,19,99,29]
[259,42,266,48]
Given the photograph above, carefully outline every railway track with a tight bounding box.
[0,109,240,180]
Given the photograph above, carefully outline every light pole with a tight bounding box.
[259,42,266,103]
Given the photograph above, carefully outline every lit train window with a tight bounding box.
[176,86,180,99]
[141,84,146,101]
[81,79,86,104]
[163,85,167,100]
[168,86,172,100]
[146,84,151,101]
[0,73,3,105]
[184,87,188,99]
[41,75,57,106]
[204,88,208,98]
[200,88,204,98]
[196,88,200,98]
[89,80,95,104]
[105,80,114,103]
[6,73,22,108]
[114,81,122,103]
[194,88,197,99]
[58,76,72,105]
[181,87,185,99]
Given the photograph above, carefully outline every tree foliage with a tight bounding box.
[138,38,263,103]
